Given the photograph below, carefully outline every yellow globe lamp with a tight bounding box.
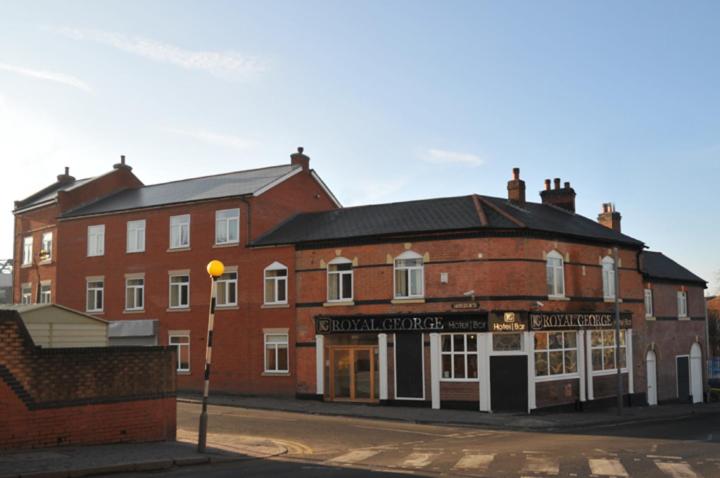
[207,260,225,278]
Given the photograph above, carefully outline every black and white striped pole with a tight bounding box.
[198,259,224,453]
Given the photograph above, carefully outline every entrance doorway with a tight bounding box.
[329,347,378,402]
[676,355,690,402]
[490,356,528,412]
[646,350,657,406]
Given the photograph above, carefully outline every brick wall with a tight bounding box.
[0,310,176,449]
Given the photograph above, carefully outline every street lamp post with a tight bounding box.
[198,259,224,453]
[613,246,623,416]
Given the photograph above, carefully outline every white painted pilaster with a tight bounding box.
[626,329,634,394]
[578,331,586,402]
[586,330,594,401]
[526,331,536,412]
[429,333,441,409]
[479,333,492,412]
[315,334,324,395]
[378,333,388,400]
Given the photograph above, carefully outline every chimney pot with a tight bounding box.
[290,146,310,171]
[544,179,551,191]
[540,176,576,212]
[598,202,622,232]
[64,167,69,175]
[121,155,125,165]
[564,181,570,189]
[553,178,561,190]
[512,167,520,180]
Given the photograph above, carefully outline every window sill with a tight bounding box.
[38,260,53,266]
[323,301,355,307]
[391,298,426,305]
[679,316,690,321]
[262,303,289,309]
[216,305,239,310]
[548,295,570,301]
[126,250,145,254]
[534,373,580,383]
[20,264,32,269]
[86,310,104,315]
[440,378,479,383]
[645,315,656,321]
[262,371,290,377]
[167,308,191,312]
[124,309,145,314]
[213,242,240,248]
[603,297,623,303]
[167,247,191,253]
[176,371,191,375]
[87,254,104,258]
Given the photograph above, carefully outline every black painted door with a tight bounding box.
[490,356,528,412]
[677,356,690,401]
[395,333,424,399]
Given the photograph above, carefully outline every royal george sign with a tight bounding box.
[529,312,632,331]
[315,313,488,335]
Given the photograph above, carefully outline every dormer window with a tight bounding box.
[394,251,424,299]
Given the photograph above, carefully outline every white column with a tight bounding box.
[586,330,594,401]
[526,331,536,412]
[429,333,441,409]
[626,329,634,394]
[479,333,492,412]
[378,333,389,400]
[315,334,324,396]
[578,331,586,402]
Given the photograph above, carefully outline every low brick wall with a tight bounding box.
[0,310,176,449]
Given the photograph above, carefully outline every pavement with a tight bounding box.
[178,392,720,431]
[0,430,287,478]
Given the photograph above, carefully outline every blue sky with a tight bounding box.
[1,1,718,293]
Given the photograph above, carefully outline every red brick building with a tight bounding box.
[13,155,707,411]
[12,149,339,395]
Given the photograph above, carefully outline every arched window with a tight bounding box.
[264,261,288,305]
[546,250,565,298]
[601,256,615,300]
[394,251,424,299]
[327,257,353,302]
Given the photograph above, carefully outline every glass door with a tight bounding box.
[330,347,377,402]
[332,349,352,400]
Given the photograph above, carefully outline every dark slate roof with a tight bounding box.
[640,251,706,284]
[62,164,297,218]
[14,177,94,212]
[253,194,645,247]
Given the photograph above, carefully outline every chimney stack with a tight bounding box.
[598,202,622,232]
[507,167,526,206]
[56,166,75,184]
[540,177,576,212]
[290,146,310,171]
[113,154,132,171]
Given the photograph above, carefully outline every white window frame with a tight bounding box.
[394,250,424,299]
[20,283,32,304]
[590,329,627,375]
[677,290,688,319]
[264,262,288,305]
[169,214,190,249]
[215,208,240,245]
[264,331,289,373]
[126,220,146,253]
[39,281,51,304]
[440,333,479,381]
[546,250,565,298]
[327,257,353,302]
[644,288,653,318]
[533,331,579,381]
[169,333,191,372]
[22,236,33,265]
[40,232,53,262]
[601,256,615,300]
[216,269,238,307]
[87,225,105,257]
[125,276,145,311]
[86,278,104,313]
[169,273,190,309]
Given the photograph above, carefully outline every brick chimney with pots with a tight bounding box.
[56,166,75,184]
[598,202,622,232]
[291,147,310,171]
[507,167,526,206]
[539,177,576,212]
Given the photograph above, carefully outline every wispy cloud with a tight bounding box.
[166,127,256,151]
[0,62,91,92]
[422,148,485,167]
[52,27,266,79]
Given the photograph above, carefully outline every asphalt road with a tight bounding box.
[121,402,720,477]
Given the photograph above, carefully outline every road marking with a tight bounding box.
[588,458,629,477]
[521,454,559,475]
[453,454,495,471]
[647,455,683,460]
[401,452,437,468]
[327,449,380,464]
[655,461,698,478]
